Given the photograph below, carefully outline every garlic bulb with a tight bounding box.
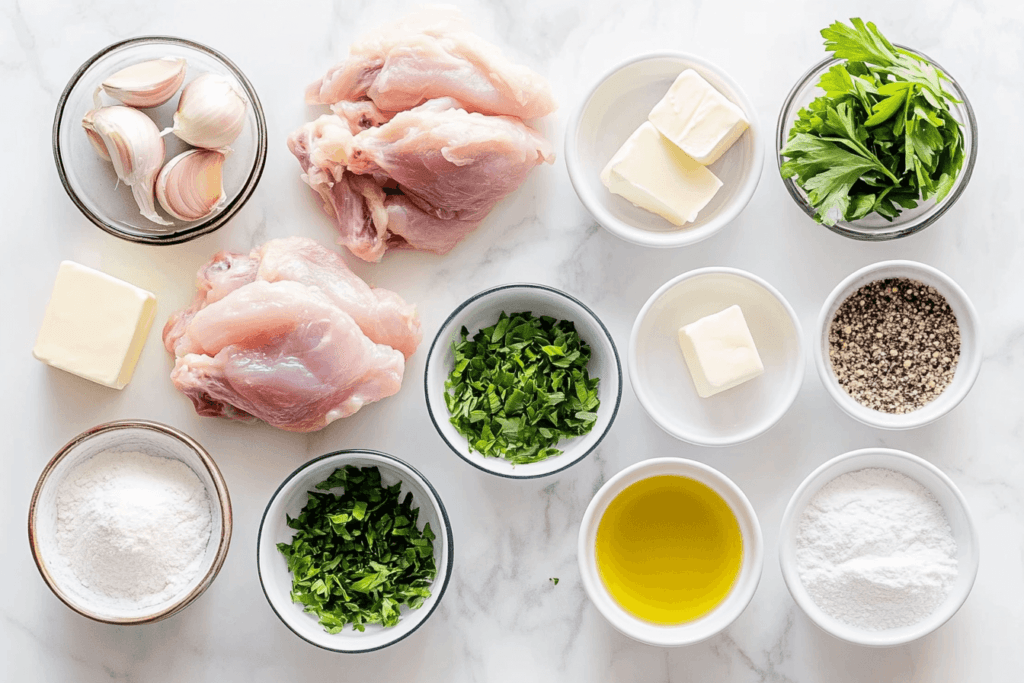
[98,57,187,108]
[170,74,248,149]
[155,149,227,221]
[82,106,171,226]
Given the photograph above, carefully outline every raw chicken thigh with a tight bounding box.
[292,6,556,262]
[164,237,421,432]
[306,6,556,120]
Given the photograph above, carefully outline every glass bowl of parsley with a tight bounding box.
[776,19,977,241]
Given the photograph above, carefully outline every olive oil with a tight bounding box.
[595,475,743,624]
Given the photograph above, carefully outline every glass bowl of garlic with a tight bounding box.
[53,36,267,245]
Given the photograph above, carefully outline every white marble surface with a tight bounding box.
[3,0,1022,680]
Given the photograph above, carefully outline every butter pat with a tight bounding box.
[600,122,722,225]
[678,305,763,398]
[33,261,157,390]
[648,69,749,166]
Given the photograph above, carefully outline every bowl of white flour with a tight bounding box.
[778,448,979,647]
[29,420,232,624]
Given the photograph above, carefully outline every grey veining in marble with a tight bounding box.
[2,0,1022,681]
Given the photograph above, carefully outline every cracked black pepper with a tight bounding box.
[828,278,960,414]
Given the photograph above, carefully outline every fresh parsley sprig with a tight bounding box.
[444,311,601,465]
[277,465,437,633]
[780,19,965,226]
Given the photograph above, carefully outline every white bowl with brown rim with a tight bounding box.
[28,420,232,624]
[813,261,981,430]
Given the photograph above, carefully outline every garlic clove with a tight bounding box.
[100,57,188,108]
[170,73,248,149]
[84,127,111,161]
[82,106,171,226]
[155,149,227,221]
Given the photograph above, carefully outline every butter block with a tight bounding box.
[33,261,157,390]
[678,305,763,398]
[648,69,749,166]
[600,122,722,225]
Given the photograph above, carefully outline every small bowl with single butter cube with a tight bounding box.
[629,268,804,446]
[566,53,763,248]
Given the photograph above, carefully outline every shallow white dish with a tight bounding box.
[28,420,232,624]
[629,268,804,446]
[565,52,763,248]
[424,283,622,479]
[257,450,453,653]
[778,448,979,647]
[814,260,981,429]
[578,457,763,647]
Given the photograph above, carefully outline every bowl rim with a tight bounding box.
[565,50,764,249]
[812,259,982,429]
[27,419,233,625]
[423,282,623,479]
[577,456,764,647]
[256,449,455,653]
[52,35,269,246]
[775,45,978,241]
[628,266,806,446]
[777,447,980,647]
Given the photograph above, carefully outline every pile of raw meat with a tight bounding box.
[289,6,557,262]
[163,238,421,432]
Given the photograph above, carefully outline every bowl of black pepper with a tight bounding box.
[814,261,981,429]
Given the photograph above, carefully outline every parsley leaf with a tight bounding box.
[444,311,601,465]
[276,465,437,633]
[780,19,966,226]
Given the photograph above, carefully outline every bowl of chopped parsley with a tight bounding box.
[777,19,977,241]
[424,284,623,479]
[257,450,453,652]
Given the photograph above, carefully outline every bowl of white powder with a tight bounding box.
[778,448,979,647]
[28,420,232,624]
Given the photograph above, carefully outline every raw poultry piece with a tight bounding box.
[306,5,556,120]
[163,237,421,432]
[289,99,553,261]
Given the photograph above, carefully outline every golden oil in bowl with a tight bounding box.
[595,475,743,623]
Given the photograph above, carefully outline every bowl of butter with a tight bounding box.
[628,268,804,446]
[566,53,763,248]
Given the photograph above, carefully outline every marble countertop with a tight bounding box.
[4,0,1021,680]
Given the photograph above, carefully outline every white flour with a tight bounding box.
[53,451,213,610]
[795,467,958,631]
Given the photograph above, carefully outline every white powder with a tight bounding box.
[53,451,213,610]
[795,467,958,631]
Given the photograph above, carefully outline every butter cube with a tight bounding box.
[678,305,763,398]
[648,69,749,166]
[33,262,157,390]
[600,122,722,225]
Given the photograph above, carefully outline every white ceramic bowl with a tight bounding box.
[424,284,622,478]
[578,457,763,646]
[629,268,804,446]
[814,261,981,429]
[257,450,453,653]
[778,448,979,647]
[565,52,763,248]
[28,420,232,624]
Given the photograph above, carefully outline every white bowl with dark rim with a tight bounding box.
[424,283,622,479]
[566,52,763,248]
[28,420,232,624]
[778,448,979,647]
[257,450,454,653]
[814,260,981,429]
[578,457,763,646]
[629,268,804,446]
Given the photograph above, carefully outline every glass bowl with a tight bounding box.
[775,47,977,241]
[53,36,267,245]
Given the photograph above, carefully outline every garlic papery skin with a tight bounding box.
[82,106,171,226]
[155,149,227,221]
[100,57,188,108]
[171,73,248,149]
